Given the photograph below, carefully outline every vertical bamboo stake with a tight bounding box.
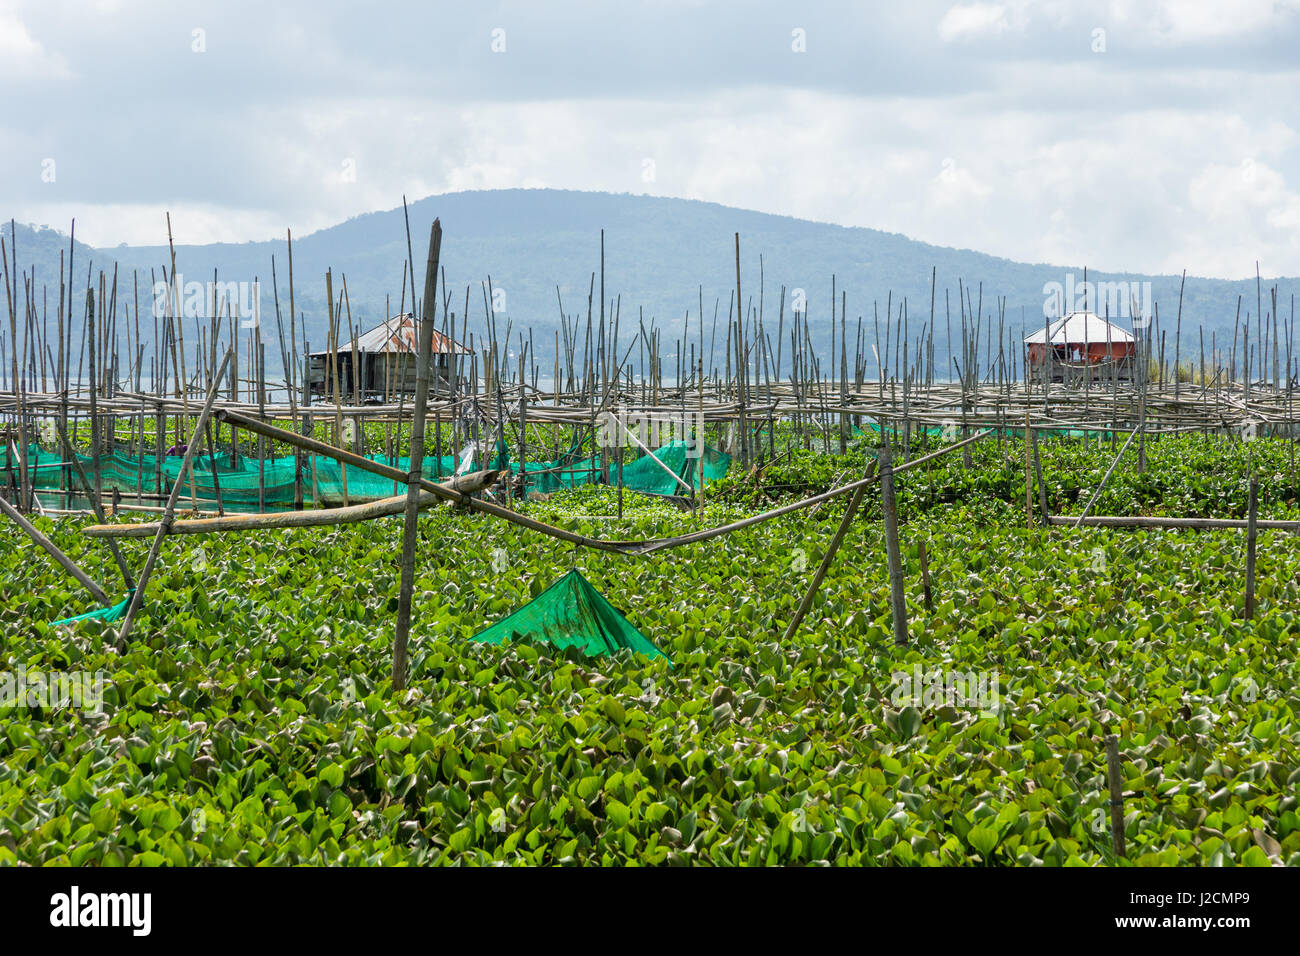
[880,435,909,646]
[1245,475,1258,620]
[1031,426,1049,525]
[88,287,101,511]
[257,340,266,512]
[2,235,18,506]
[326,269,348,506]
[286,230,305,511]
[393,219,441,692]
[697,356,705,518]
[1024,408,1033,525]
[203,415,225,516]
[165,215,192,477]
[734,233,748,471]
[1104,734,1127,860]
[918,539,932,612]
[229,295,239,466]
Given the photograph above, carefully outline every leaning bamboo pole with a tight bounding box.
[115,347,232,648]
[782,459,878,640]
[393,219,442,692]
[0,493,111,605]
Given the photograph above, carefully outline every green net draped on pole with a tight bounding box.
[469,570,670,664]
[47,590,136,628]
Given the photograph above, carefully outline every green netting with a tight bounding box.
[10,439,731,506]
[13,444,459,506]
[851,422,950,438]
[470,569,670,664]
[48,590,135,627]
[525,441,731,496]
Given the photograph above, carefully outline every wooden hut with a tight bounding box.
[307,313,469,401]
[1025,311,1137,384]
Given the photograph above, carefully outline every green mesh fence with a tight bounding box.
[524,440,731,496]
[10,439,730,507]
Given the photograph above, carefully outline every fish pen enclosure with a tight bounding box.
[4,213,1300,871]
[2,219,1299,523]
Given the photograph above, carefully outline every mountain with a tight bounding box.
[5,189,1296,383]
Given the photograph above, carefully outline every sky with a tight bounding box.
[4,0,1300,279]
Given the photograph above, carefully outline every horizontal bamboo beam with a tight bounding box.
[82,469,500,538]
[1047,515,1300,531]
[635,427,995,554]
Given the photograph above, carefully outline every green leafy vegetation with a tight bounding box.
[1,433,1297,865]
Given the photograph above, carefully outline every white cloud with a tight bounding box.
[1146,0,1300,45]
[1173,160,1300,276]
[938,2,1022,42]
[929,158,994,211]
[9,201,317,249]
[6,2,1300,280]
[23,84,1300,278]
[0,1,71,79]
[937,0,1300,47]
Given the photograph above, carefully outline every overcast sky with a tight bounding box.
[4,0,1299,278]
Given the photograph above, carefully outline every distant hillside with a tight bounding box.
[6,190,1297,381]
[1,222,99,296]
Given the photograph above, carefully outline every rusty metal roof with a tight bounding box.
[312,313,469,356]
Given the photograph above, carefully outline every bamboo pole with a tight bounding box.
[1244,475,1258,619]
[54,419,134,588]
[1104,734,1127,860]
[1047,514,1297,531]
[115,347,232,648]
[782,460,877,640]
[85,469,498,538]
[1073,425,1140,529]
[0,493,111,605]
[1031,426,1049,525]
[918,540,933,611]
[879,435,909,646]
[393,219,441,692]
